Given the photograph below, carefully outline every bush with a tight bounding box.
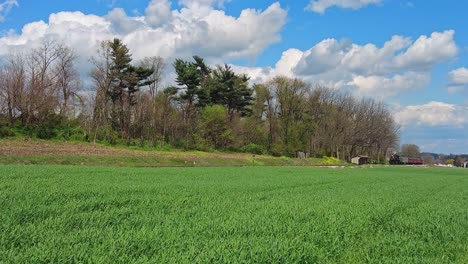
[0,127,16,138]
[193,134,212,152]
[36,126,57,139]
[239,143,266,155]
[68,132,86,142]
[199,105,231,149]
[57,124,85,141]
[154,141,174,151]
[270,143,285,157]
[322,156,341,165]
[95,127,120,145]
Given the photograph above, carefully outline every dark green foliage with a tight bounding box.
[269,77,308,156]
[0,126,15,138]
[162,86,179,96]
[0,119,15,138]
[0,115,85,141]
[108,38,132,103]
[270,142,286,157]
[198,105,231,149]
[209,64,253,117]
[57,124,86,141]
[108,38,154,94]
[36,126,57,139]
[107,38,155,133]
[173,58,204,107]
[93,126,121,145]
[239,143,266,155]
[26,114,63,139]
[173,58,253,116]
[1,166,467,262]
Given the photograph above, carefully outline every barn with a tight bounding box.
[352,155,369,165]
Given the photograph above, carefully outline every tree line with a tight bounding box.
[0,39,399,162]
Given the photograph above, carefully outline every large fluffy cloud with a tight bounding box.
[392,31,458,71]
[0,12,113,67]
[394,101,468,127]
[395,101,468,153]
[235,30,458,99]
[0,1,287,79]
[348,72,431,97]
[306,0,381,13]
[293,30,457,76]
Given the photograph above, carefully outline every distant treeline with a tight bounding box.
[0,39,398,162]
[420,153,468,166]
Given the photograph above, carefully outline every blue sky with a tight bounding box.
[0,0,467,154]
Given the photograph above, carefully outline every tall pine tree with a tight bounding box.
[107,38,154,138]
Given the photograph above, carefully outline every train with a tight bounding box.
[389,154,424,165]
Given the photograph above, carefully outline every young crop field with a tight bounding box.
[1,165,467,263]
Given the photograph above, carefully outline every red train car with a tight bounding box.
[400,157,424,165]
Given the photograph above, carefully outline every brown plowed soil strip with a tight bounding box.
[0,140,253,159]
[0,140,150,156]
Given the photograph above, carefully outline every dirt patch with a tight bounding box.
[0,140,161,157]
[0,139,254,160]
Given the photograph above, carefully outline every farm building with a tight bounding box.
[464,161,468,168]
[352,155,369,165]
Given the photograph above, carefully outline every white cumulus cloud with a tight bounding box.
[392,30,458,71]
[0,1,287,83]
[105,8,145,34]
[348,72,431,98]
[293,30,457,76]
[306,0,381,13]
[447,67,468,95]
[449,67,468,85]
[236,30,458,99]
[394,101,468,127]
[145,0,172,28]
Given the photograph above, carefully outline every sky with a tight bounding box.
[0,0,467,154]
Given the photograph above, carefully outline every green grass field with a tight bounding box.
[1,165,467,263]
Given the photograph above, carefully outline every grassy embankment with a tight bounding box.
[0,138,344,167]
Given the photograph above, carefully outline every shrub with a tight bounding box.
[36,126,57,139]
[240,143,266,155]
[58,123,85,141]
[199,105,231,149]
[68,132,85,142]
[270,143,285,157]
[322,156,341,165]
[0,127,16,138]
